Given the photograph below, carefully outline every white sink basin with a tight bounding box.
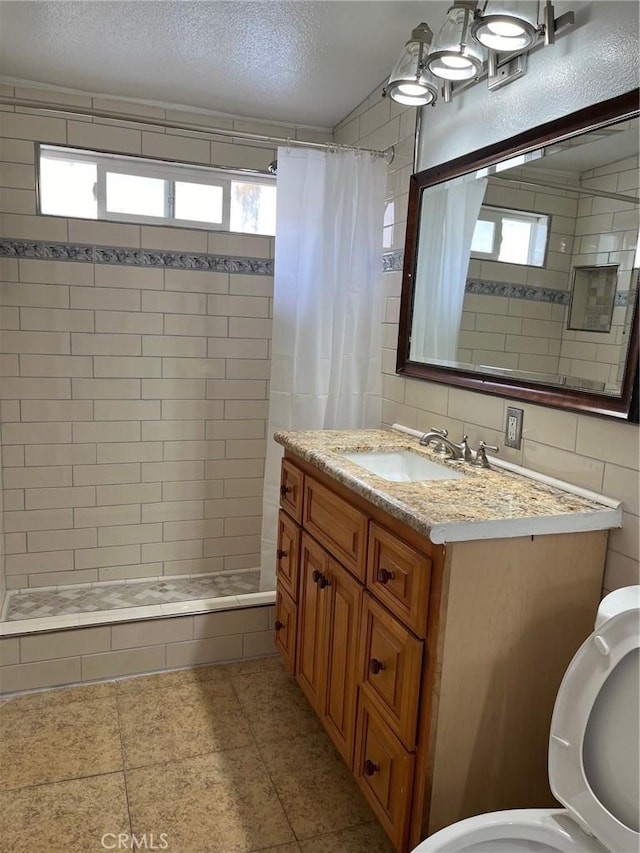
[340,449,465,483]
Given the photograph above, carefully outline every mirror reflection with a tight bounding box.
[409,115,639,396]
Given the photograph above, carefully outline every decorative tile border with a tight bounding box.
[0,239,274,276]
[466,278,569,304]
[467,278,630,307]
[0,240,632,307]
[382,249,404,272]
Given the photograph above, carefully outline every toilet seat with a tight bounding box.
[549,607,639,853]
[410,808,605,852]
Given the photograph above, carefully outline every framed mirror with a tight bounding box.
[397,89,639,422]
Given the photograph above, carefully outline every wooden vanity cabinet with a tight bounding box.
[275,451,608,853]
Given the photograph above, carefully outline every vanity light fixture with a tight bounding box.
[470,0,539,52]
[383,23,439,107]
[424,1,484,82]
[384,0,574,107]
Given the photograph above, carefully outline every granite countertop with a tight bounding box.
[274,428,622,544]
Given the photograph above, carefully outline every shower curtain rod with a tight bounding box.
[492,172,639,205]
[0,97,395,163]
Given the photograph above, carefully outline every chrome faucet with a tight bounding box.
[419,429,499,467]
[419,429,470,461]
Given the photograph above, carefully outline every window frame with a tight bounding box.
[37,144,275,234]
[470,204,550,267]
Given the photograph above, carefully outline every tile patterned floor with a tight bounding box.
[0,657,395,853]
[5,570,261,621]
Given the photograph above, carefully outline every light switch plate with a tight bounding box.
[505,407,523,449]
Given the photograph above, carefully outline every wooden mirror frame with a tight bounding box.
[397,89,639,422]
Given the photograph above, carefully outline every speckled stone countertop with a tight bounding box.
[274,429,622,543]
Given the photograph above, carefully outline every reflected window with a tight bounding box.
[471,205,549,267]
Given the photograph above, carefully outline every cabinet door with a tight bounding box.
[355,693,415,852]
[274,587,297,673]
[323,556,363,768]
[359,593,423,750]
[280,459,304,523]
[276,509,301,601]
[296,533,329,714]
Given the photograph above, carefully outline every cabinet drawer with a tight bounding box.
[359,593,423,750]
[355,693,415,852]
[280,459,304,523]
[274,587,297,674]
[276,510,301,601]
[367,522,432,636]
[303,476,368,581]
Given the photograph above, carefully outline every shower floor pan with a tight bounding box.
[0,569,273,637]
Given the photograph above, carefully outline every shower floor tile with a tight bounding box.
[5,571,261,621]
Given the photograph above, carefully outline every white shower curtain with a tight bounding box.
[410,173,487,362]
[259,147,386,590]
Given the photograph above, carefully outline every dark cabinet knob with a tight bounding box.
[276,549,287,559]
[369,658,385,675]
[363,759,379,777]
[280,484,292,497]
[318,574,330,589]
[377,567,395,585]
[312,569,322,584]
[274,621,284,631]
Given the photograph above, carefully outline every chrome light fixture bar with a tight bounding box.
[383,23,439,106]
[384,0,574,107]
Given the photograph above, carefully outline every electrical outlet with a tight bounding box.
[505,407,523,449]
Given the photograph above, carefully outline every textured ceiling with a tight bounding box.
[0,0,450,128]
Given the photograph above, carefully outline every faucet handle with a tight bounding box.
[472,441,499,468]
[459,435,474,463]
[429,426,449,455]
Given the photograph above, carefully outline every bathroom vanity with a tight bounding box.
[273,429,621,853]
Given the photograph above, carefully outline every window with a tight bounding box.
[38,145,276,235]
[470,205,549,267]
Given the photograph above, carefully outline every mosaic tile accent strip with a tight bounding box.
[465,278,569,304]
[0,239,273,275]
[5,571,261,621]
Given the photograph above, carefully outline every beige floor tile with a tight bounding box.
[117,678,254,768]
[258,728,346,782]
[265,757,375,840]
[0,772,129,853]
[117,661,230,695]
[126,748,295,853]
[298,822,395,853]
[0,697,122,791]
[222,654,284,679]
[252,845,301,853]
[231,665,325,744]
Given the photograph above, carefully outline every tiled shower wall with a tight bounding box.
[459,173,577,375]
[0,83,331,593]
[559,150,639,387]
[335,81,639,596]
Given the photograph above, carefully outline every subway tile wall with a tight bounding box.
[0,603,276,692]
[335,83,639,596]
[0,83,332,593]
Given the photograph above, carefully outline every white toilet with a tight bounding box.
[412,586,640,853]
